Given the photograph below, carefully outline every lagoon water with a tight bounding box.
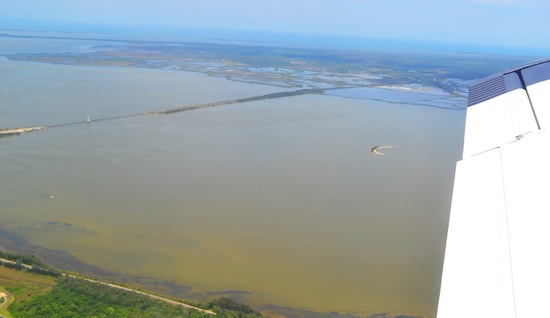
[0,43,465,317]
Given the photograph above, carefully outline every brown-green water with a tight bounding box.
[0,58,465,317]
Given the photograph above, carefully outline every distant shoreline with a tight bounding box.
[2,27,549,56]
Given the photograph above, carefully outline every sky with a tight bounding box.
[1,0,550,54]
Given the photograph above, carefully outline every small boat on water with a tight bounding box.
[370,145,395,156]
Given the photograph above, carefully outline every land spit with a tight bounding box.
[148,88,324,115]
[0,88,324,138]
[0,127,45,137]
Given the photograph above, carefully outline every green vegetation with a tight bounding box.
[10,278,265,318]
[0,251,61,278]
[0,284,15,318]
[0,252,266,318]
[155,88,324,115]
[10,277,195,317]
[0,265,56,304]
[207,297,263,318]
[0,251,48,268]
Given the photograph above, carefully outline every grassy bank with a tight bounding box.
[0,253,263,318]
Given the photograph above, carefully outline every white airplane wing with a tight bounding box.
[437,59,550,318]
